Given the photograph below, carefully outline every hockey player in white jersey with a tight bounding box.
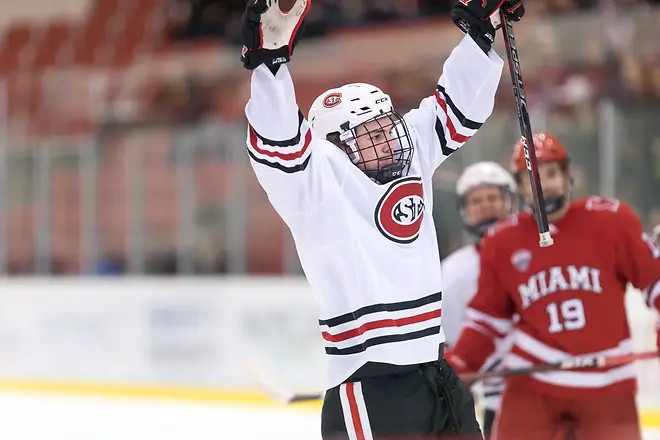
[441,162,516,439]
[240,0,525,438]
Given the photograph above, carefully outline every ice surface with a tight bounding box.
[0,391,656,440]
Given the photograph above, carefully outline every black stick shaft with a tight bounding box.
[499,13,553,247]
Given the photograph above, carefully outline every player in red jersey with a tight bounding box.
[446,132,660,440]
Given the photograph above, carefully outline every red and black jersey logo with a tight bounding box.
[375,176,425,244]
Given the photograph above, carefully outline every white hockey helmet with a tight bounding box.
[457,161,517,197]
[309,83,393,139]
[308,83,414,184]
[456,161,517,237]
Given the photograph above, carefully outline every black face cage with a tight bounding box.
[341,111,414,185]
[519,169,573,216]
[458,185,516,239]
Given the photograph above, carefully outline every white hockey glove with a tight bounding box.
[241,0,311,71]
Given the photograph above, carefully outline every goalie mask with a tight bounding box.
[456,161,517,238]
[309,84,414,185]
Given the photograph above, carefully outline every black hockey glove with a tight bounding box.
[451,0,525,53]
[241,0,310,72]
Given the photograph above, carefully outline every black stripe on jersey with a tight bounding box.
[251,111,305,147]
[319,292,442,328]
[436,85,483,130]
[484,359,503,373]
[325,325,441,355]
[435,118,457,157]
[645,279,659,307]
[484,391,504,398]
[247,149,311,174]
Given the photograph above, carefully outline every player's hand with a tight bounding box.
[501,0,525,22]
[451,0,525,53]
[652,224,660,246]
[241,0,311,71]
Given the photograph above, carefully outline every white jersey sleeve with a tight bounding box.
[245,64,325,216]
[441,244,509,412]
[404,35,504,174]
[441,245,480,346]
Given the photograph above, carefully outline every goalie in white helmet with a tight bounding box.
[240,0,524,438]
[441,161,517,439]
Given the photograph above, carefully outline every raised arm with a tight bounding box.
[606,201,660,354]
[241,0,322,215]
[405,0,524,174]
[609,201,660,313]
[245,64,317,210]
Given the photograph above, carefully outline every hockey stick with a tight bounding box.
[247,350,659,404]
[498,12,554,248]
[242,357,325,404]
[459,349,660,383]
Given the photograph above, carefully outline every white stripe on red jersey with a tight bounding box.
[505,353,636,388]
[512,330,634,364]
[504,330,636,393]
[463,309,638,396]
[464,307,513,339]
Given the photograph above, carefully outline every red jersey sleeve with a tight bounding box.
[451,235,516,372]
[614,203,660,312]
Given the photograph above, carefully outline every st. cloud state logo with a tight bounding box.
[374,176,425,244]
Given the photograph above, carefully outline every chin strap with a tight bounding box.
[465,217,501,239]
[538,194,567,216]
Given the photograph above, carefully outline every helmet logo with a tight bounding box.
[375,177,425,244]
[323,93,342,108]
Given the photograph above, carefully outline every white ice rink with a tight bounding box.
[0,391,657,440]
[0,392,321,440]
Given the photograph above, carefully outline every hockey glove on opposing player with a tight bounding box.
[451,0,525,53]
[241,0,311,72]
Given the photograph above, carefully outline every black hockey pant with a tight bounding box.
[321,357,483,440]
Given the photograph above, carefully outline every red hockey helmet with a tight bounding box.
[510,132,570,175]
